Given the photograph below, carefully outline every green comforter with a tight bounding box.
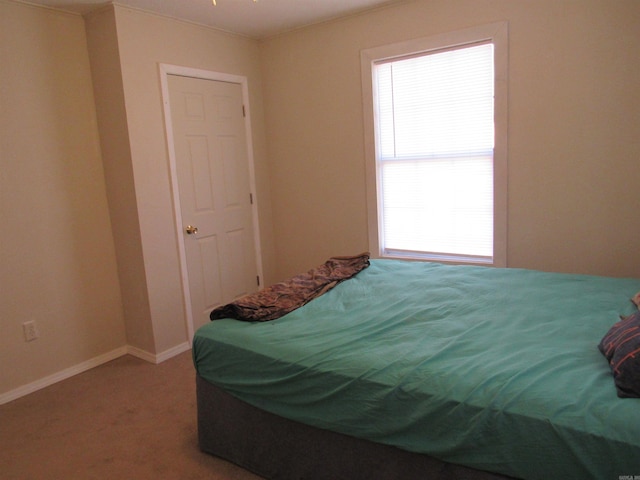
[193,259,640,480]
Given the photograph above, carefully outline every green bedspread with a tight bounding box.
[193,259,640,480]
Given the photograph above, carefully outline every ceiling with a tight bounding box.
[23,0,405,39]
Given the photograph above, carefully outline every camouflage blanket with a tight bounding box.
[209,253,370,322]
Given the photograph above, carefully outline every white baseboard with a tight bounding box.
[0,341,192,405]
[127,341,191,364]
[0,346,128,405]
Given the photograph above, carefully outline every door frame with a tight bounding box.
[159,63,263,342]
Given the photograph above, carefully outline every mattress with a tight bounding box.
[193,259,640,480]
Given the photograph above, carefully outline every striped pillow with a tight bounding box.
[598,311,640,398]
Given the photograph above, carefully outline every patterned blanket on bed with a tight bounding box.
[209,253,370,322]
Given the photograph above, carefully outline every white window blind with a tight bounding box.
[374,42,495,262]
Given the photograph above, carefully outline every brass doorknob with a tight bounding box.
[185,225,198,235]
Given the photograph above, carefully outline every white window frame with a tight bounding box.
[360,22,508,267]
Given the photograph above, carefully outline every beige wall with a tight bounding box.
[90,6,276,355]
[0,1,126,396]
[260,0,640,279]
[85,7,155,354]
[1,1,275,400]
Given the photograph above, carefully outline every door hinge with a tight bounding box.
[242,105,246,117]
[256,275,261,286]
[249,193,254,204]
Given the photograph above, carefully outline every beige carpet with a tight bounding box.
[0,351,263,480]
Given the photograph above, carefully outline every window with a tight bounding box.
[361,23,507,266]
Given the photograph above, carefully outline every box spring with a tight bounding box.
[196,374,515,480]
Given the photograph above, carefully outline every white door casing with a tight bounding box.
[160,65,263,340]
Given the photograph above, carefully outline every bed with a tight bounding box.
[192,257,640,480]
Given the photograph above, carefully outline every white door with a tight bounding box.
[167,74,260,333]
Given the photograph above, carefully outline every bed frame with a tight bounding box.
[196,374,515,480]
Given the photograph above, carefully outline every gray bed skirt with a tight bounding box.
[196,374,516,480]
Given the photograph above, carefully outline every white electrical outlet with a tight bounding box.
[23,321,39,342]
